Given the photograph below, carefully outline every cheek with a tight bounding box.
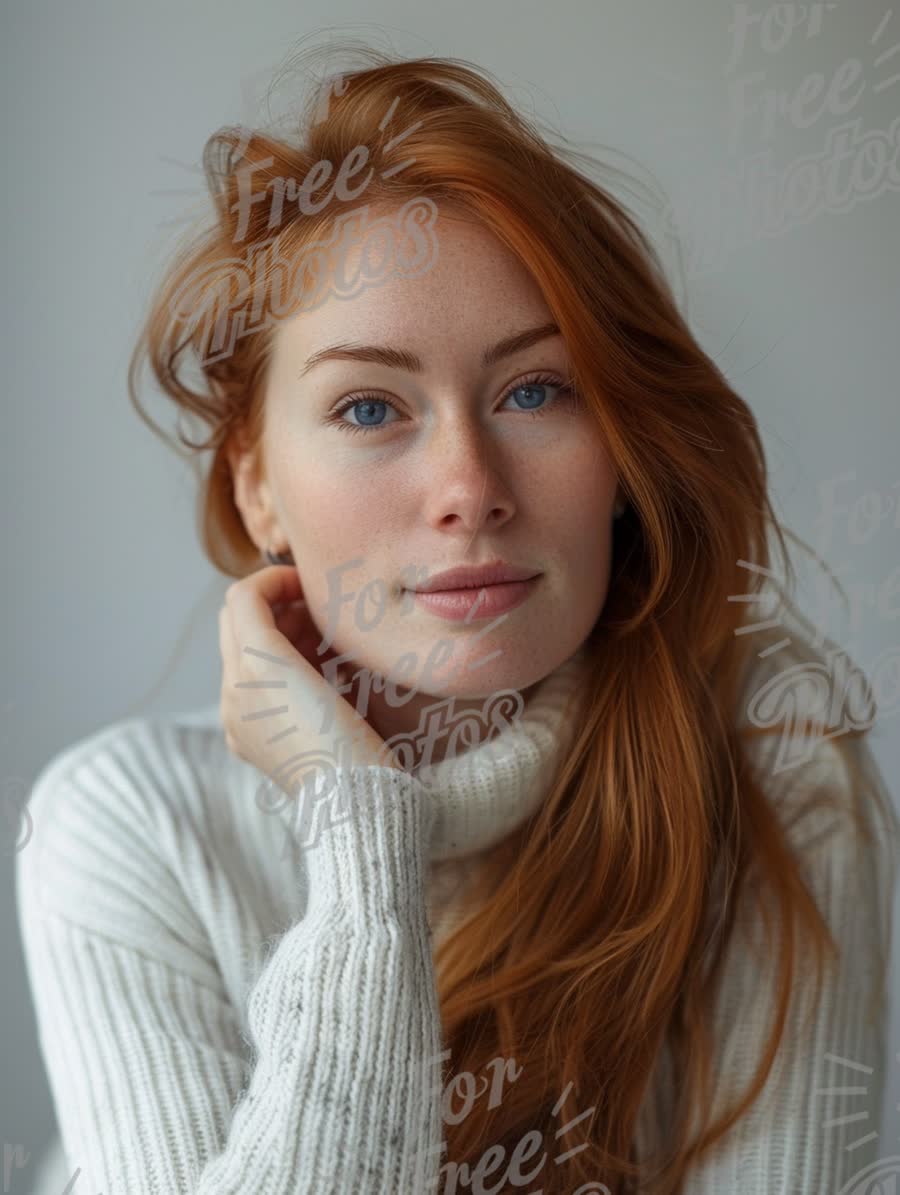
[575,429,619,502]
[533,435,619,528]
[541,443,618,591]
[277,451,398,554]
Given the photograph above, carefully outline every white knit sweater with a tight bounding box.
[15,640,896,1194]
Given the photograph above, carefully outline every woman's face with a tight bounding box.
[234,207,619,733]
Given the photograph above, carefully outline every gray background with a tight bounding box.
[3,0,898,1185]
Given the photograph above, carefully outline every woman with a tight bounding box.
[17,45,899,1194]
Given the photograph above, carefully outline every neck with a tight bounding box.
[344,667,547,768]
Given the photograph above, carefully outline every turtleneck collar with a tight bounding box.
[199,643,591,864]
[414,645,591,862]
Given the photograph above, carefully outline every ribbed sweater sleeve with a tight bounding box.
[16,744,447,1194]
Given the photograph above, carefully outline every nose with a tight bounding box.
[419,417,516,536]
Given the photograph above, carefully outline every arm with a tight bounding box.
[678,739,897,1193]
[16,750,447,1194]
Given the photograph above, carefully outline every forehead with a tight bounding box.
[271,206,560,371]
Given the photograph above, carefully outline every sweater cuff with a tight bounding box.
[281,765,434,925]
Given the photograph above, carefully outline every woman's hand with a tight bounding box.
[218,564,394,805]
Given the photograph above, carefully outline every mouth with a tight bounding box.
[411,561,542,593]
[404,575,542,622]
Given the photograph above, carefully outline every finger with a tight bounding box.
[252,564,306,612]
[218,605,233,680]
[273,599,309,643]
[231,569,304,646]
[223,595,242,679]
[218,605,240,747]
[227,574,308,678]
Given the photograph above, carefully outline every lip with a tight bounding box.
[407,575,542,622]
[411,561,542,593]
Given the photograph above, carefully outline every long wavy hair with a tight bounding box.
[128,41,899,1194]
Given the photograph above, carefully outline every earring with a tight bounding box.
[264,546,294,565]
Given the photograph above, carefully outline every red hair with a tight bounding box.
[128,42,898,1193]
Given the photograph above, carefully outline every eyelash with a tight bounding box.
[325,372,578,436]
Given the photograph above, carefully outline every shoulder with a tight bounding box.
[731,632,898,989]
[21,702,226,845]
[15,703,241,940]
[735,627,896,838]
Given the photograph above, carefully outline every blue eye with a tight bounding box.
[327,372,578,436]
[333,397,394,432]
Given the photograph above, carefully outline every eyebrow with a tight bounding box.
[297,322,562,378]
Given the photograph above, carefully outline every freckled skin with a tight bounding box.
[231,206,619,760]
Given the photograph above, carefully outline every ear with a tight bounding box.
[226,431,284,555]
